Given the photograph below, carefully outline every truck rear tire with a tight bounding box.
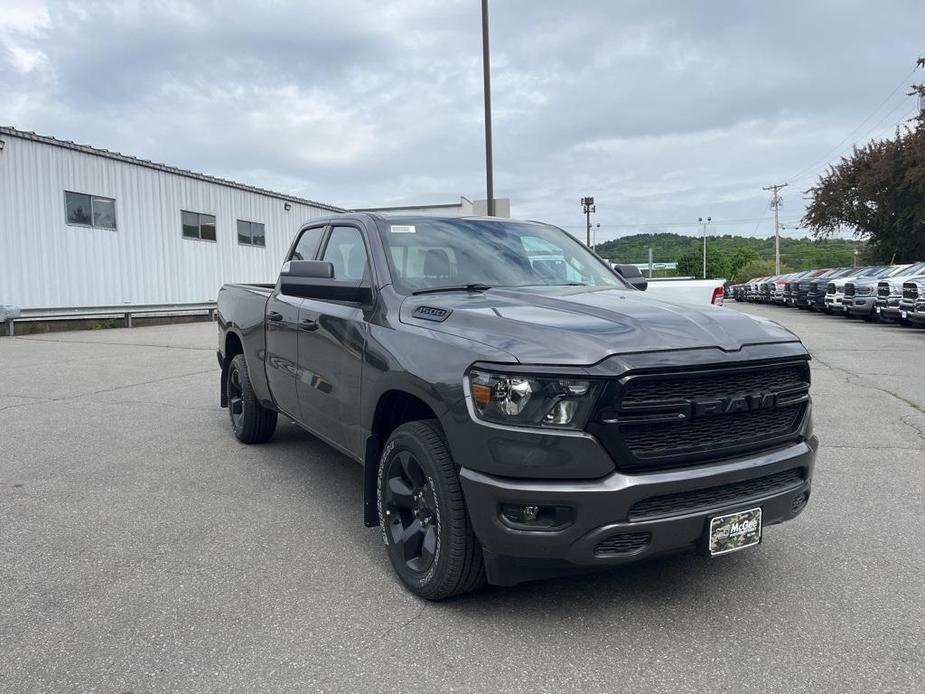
[226,354,277,444]
[377,420,486,600]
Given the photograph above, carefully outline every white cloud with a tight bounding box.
[1,0,922,240]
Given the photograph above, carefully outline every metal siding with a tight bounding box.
[0,134,330,308]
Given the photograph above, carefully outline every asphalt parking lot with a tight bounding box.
[1,305,923,693]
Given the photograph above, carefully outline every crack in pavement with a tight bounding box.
[811,353,925,439]
[373,602,428,642]
[0,347,186,374]
[9,335,215,352]
[0,368,215,414]
[899,415,925,442]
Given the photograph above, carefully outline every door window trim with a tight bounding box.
[288,224,329,262]
[317,223,376,288]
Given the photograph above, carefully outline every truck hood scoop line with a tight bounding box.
[399,287,799,365]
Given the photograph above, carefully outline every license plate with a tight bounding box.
[708,507,762,556]
[901,310,908,318]
[876,306,881,313]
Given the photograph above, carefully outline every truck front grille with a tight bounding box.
[588,361,811,472]
[878,282,891,299]
[844,283,856,297]
[628,468,805,520]
[826,283,836,294]
[903,283,919,300]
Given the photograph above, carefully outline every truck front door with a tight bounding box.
[296,224,370,457]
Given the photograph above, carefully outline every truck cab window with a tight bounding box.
[322,226,368,281]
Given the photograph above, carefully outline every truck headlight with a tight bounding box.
[467,369,600,429]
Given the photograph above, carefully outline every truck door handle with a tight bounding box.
[300,318,319,332]
[267,311,283,322]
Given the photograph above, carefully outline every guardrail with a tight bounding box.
[2,302,217,337]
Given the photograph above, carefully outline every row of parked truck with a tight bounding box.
[732,262,925,325]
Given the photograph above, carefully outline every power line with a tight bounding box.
[785,62,921,186]
[786,64,919,183]
[560,216,786,230]
[792,101,919,188]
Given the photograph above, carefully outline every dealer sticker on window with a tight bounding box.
[708,507,762,556]
[390,225,416,233]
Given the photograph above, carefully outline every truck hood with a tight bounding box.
[400,286,800,365]
[874,273,925,289]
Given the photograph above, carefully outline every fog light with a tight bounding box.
[500,504,575,530]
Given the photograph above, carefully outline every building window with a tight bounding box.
[65,191,117,230]
[237,219,266,247]
[182,210,216,241]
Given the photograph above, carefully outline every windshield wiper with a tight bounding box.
[411,283,493,296]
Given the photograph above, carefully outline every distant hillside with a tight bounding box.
[595,233,866,270]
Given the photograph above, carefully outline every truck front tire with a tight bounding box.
[377,420,485,600]
[226,354,277,444]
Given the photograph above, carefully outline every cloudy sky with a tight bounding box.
[2,0,923,242]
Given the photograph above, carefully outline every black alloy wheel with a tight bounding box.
[383,450,438,573]
[377,420,485,599]
[227,363,245,430]
[225,353,277,444]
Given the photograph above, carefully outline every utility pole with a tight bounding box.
[698,216,711,278]
[581,196,596,247]
[480,0,495,216]
[648,247,653,278]
[763,183,787,274]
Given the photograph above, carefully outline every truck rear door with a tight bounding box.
[265,224,327,419]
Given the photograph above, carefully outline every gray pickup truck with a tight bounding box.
[217,214,818,599]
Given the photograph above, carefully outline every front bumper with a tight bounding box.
[877,298,903,320]
[460,437,818,586]
[824,294,845,310]
[844,296,877,314]
[909,301,925,323]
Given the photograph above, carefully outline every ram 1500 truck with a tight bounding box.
[217,214,818,599]
[846,263,925,320]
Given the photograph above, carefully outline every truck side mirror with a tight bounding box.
[613,264,648,291]
[280,261,372,303]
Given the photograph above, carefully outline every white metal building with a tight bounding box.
[0,127,342,309]
[356,196,511,218]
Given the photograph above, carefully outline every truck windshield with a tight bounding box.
[376,218,627,294]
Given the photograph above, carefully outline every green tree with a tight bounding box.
[676,245,733,279]
[728,247,761,282]
[802,110,925,262]
[595,233,861,270]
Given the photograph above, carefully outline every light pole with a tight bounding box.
[480,0,494,216]
[698,216,711,278]
[581,197,596,247]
